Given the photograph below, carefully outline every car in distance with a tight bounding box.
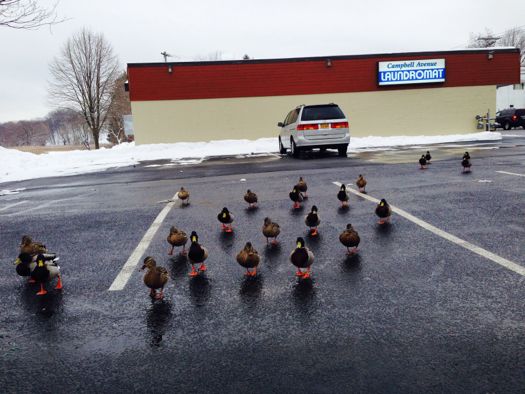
[277,103,350,157]
[495,108,525,130]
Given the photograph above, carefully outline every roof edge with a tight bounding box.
[127,47,520,68]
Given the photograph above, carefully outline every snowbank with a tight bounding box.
[0,132,501,184]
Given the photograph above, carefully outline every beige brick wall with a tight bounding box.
[131,85,495,144]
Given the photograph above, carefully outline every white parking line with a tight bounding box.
[496,170,525,177]
[108,192,180,291]
[333,182,525,277]
[0,200,27,212]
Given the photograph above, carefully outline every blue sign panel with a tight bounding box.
[378,59,446,86]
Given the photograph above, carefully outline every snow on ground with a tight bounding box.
[0,132,501,184]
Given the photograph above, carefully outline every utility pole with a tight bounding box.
[476,35,501,47]
[161,51,172,62]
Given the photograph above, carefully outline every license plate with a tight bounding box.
[320,123,329,129]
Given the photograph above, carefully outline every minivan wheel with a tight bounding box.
[291,138,300,158]
[278,137,287,154]
[338,144,348,157]
[503,122,511,130]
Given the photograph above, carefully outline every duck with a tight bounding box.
[244,189,258,209]
[419,154,427,169]
[425,150,432,163]
[305,205,320,236]
[188,231,208,277]
[236,242,260,277]
[339,224,360,254]
[30,254,63,296]
[167,226,188,256]
[14,252,36,282]
[375,198,392,225]
[290,237,314,279]
[296,177,308,198]
[19,235,47,256]
[356,174,367,193]
[337,184,349,207]
[217,207,234,232]
[262,217,281,245]
[177,187,190,205]
[141,256,169,300]
[462,156,472,173]
[289,187,304,209]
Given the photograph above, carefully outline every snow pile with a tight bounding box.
[0,132,501,184]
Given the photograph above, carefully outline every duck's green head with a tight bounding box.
[15,252,32,266]
[296,237,305,248]
[221,207,229,218]
[340,184,346,191]
[346,223,353,230]
[380,198,387,207]
[311,205,318,214]
[190,231,199,243]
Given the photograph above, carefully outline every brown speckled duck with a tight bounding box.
[339,224,360,255]
[236,242,260,277]
[296,177,308,198]
[262,217,281,245]
[177,187,190,205]
[356,175,367,193]
[19,235,47,256]
[141,256,169,300]
[244,189,258,209]
[167,226,188,255]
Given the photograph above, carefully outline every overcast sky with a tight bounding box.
[1,0,524,123]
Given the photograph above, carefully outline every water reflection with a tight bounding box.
[239,275,263,307]
[146,300,172,347]
[291,278,316,313]
[189,275,211,307]
[342,253,362,273]
[169,253,188,278]
[20,283,64,319]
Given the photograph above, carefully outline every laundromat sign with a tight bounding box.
[378,58,446,86]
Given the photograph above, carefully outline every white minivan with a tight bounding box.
[278,103,350,157]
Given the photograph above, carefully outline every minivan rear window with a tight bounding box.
[301,105,345,121]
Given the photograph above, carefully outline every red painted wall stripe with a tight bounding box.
[127,51,521,102]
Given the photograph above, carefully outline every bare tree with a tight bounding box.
[48,28,120,149]
[498,27,525,74]
[0,0,61,29]
[106,72,131,144]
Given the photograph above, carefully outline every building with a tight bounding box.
[127,48,521,144]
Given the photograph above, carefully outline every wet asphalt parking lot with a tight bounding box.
[0,133,524,393]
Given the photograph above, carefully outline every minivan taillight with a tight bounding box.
[512,115,518,121]
[297,124,319,131]
[331,121,349,129]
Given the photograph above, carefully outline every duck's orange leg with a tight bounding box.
[189,265,198,277]
[36,283,47,296]
[55,275,63,290]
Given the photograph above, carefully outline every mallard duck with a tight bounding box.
[375,198,392,224]
[167,226,188,256]
[236,242,260,277]
[244,189,258,209]
[356,175,367,193]
[289,187,304,209]
[141,256,169,300]
[19,235,47,256]
[337,184,349,207]
[425,151,432,163]
[305,205,320,236]
[14,252,36,282]
[30,254,62,296]
[217,207,234,232]
[339,224,360,254]
[188,231,208,277]
[177,187,190,205]
[462,155,472,173]
[262,217,281,245]
[290,237,314,279]
[296,177,308,198]
[419,155,427,169]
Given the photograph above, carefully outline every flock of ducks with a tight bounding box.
[141,176,386,300]
[12,150,472,300]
